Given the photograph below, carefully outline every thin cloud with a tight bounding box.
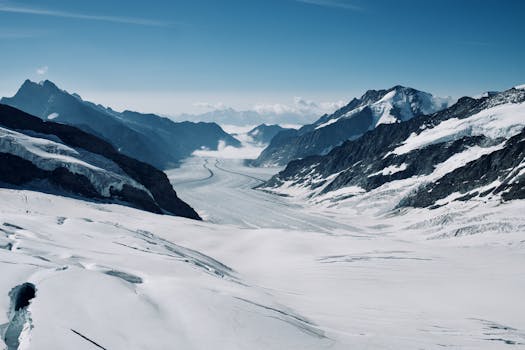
[295,0,362,11]
[0,3,170,27]
[36,66,48,75]
[193,102,231,111]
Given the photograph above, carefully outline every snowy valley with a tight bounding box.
[0,83,524,350]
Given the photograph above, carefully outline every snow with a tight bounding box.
[369,163,408,177]
[392,102,525,155]
[314,88,450,131]
[192,139,266,159]
[268,141,506,214]
[314,117,340,129]
[313,107,366,129]
[46,113,59,120]
[0,154,524,349]
[192,123,286,159]
[372,90,397,125]
[515,84,525,90]
[0,126,150,197]
[315,185,366,202]
[2,157,524,349]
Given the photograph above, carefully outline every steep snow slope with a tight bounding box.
[260,87,525,210]
[254,86,451,166]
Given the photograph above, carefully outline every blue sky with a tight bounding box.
[0,0,523,115]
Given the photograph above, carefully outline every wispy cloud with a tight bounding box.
[194,102,230,110]
[36,66,48,75]
[295,0,362,11]
[0,3,170,27]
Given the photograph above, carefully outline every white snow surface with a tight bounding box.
[0,126,150,197]
[0,157,524,349]
[314,88,451,130]
[369,163,408,177]
[393,101,525,155]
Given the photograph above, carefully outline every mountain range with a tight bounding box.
[254,86,453,166]
[1,80,240,169]
[259,86,525,210]
[175,107,318,126]
[0,103,200,219]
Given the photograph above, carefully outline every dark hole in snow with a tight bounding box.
[0,243,13,251]
[12,283,36,311]
[4,283,37,350]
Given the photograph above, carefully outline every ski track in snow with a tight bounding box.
[0,156,523,349]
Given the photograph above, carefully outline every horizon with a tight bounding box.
[2,77,522,121]
[1,0,524,116]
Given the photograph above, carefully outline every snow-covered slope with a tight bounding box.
[0,103,200,219]
[1,163,524,349]
[259,87,525,211]
[254,86,452,166]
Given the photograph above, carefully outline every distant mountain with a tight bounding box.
[176,108,318,126]
[0,103,201,219]
[247,124,292,145]
[1,80,240,169]
[258,87,525,209]
[254,86,452,166]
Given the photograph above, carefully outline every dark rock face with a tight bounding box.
[0,153,46,185]
[1,80,240,169]
[254,86,449,166]
[261,88,525,208]
[247,124,291,145]
[0,103,201,219]
[401,129,525,208]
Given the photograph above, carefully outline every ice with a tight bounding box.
[392,102,525,155]
[0,126,150,197]
[0,156,523,349]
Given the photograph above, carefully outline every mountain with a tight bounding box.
[247,124,292,145]
[0,103,201,219]
[258,86,525,210]
[176,108,318,126]
[254,86,452,166]
[1,80,240,169]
